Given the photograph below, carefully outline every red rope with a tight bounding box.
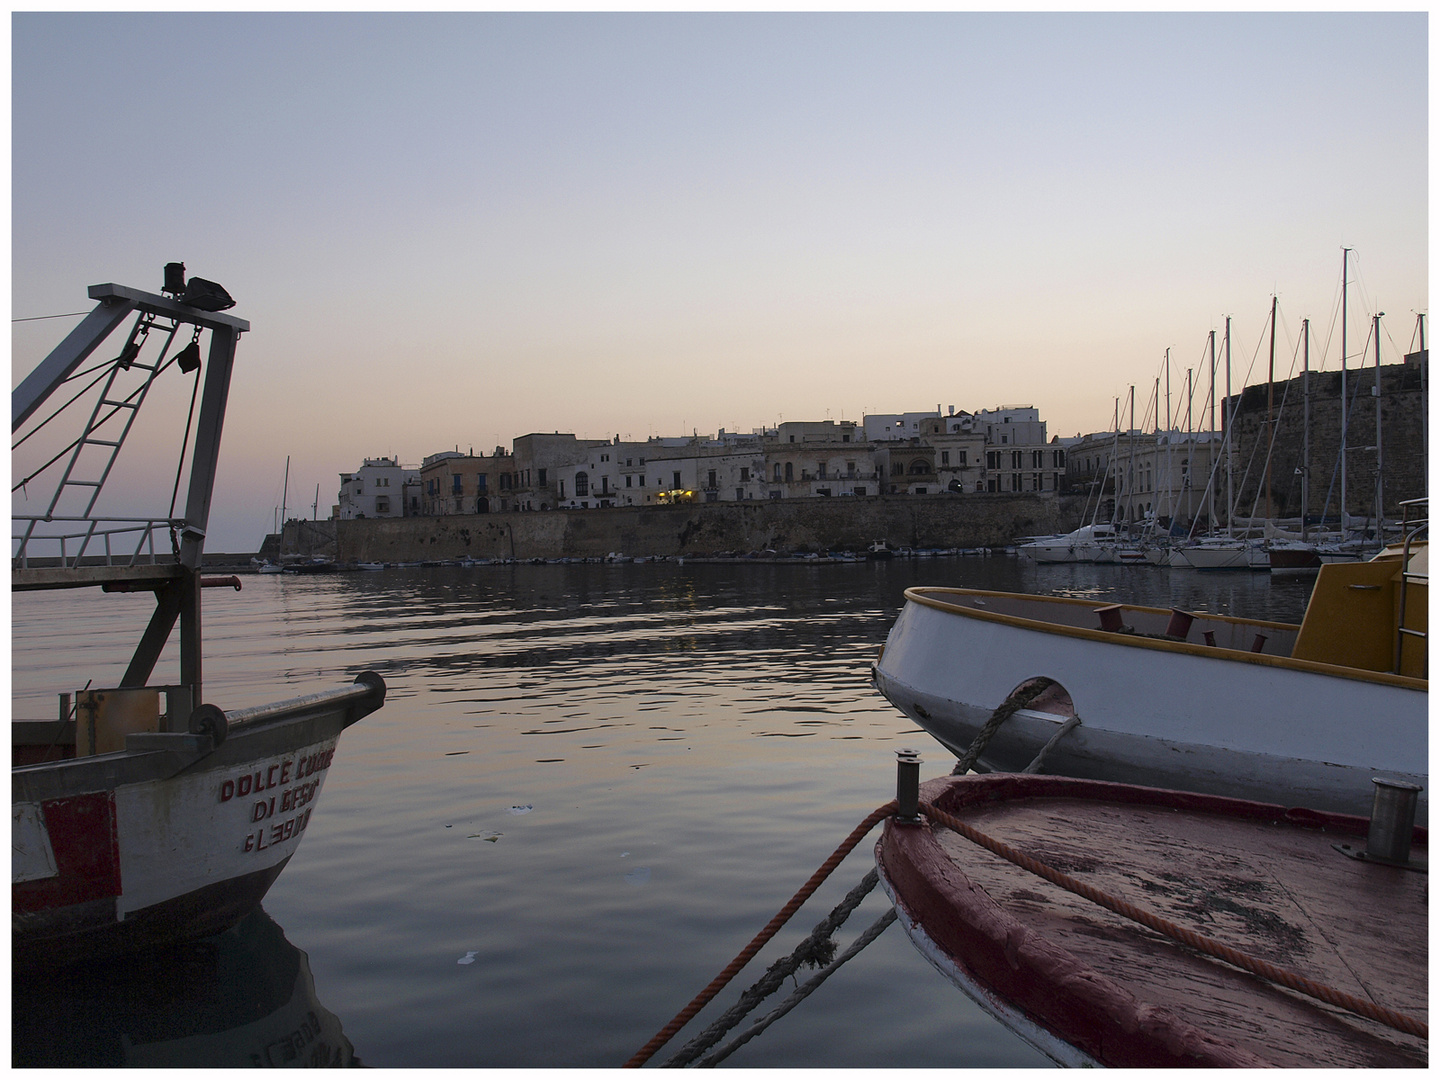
[624,800,897,1068]
[919,799,1428,1042]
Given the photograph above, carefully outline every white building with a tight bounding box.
[337,457,420,519]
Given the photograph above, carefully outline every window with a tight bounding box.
[987,451,1000,469]
[736,488,744,500]
[740,467,750,482]
[941,451,950,465]
[575,471,589,497]
[559,480,565,498]
[1011,474,1022,491]
[1033,473,1043,490]
[453,474,462,493]
[376,497,390,513]
[707,470,717,488]
[626,475,633,487]
[784,463,794,481]
[1011,451,1022,469]
[639,475,645,486]
[538,469,546,486]
[477,474,487,494]
[1001,434,1008,444]
[854,486,865,496]
[818,463,827,479]
[774,464,782,481]
[958,451,967,466]
[673,471,681,488]
[1032,451,1043,468]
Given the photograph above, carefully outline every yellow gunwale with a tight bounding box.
[901,586,1427,693]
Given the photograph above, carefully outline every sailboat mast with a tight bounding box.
[1301,318,1310,543]
[1421,313,1428,499]
[1207,329,1216,531]
[1185,366,1194,525]
[1224,317,1233,536]
[1340,248,1349,534]
[1164,349,1172,524]
[281,455,290,528]
[1374,312,1383,538]
[1266,294,1277,524]
[1127,385,1136,529]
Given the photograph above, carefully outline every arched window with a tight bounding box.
[575,471,589,497]
[784,462,794,482]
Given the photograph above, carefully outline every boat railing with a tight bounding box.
[13,515,184,570]
[1393,497,1427,677]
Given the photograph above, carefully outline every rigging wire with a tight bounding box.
[11,310,90,323]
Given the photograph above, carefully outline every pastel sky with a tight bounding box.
[12,12,1428,551]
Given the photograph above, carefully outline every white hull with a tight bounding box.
[13,677,384,964]
[1180,542,1270,570]
[872,588,1426,822]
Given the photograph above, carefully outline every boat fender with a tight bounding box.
[188,703,228,746]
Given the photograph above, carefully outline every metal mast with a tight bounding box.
[1340,248,1349,534]
[1301,318,1310,543]
[1374,312,1383,539]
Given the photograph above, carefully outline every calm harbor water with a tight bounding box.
[12,556,1314,1067]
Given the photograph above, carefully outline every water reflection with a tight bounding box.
[12,909,355,1068]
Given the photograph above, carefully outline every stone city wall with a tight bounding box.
[286,493,1076,562]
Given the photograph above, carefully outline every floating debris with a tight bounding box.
[469,833,502,842]
[507,805,533,815]
[457,951,477,966]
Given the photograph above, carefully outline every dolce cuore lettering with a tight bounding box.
[218,747,335,803]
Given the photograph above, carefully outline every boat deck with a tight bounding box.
[879,776,1427,1067]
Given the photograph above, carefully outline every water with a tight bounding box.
[11,556,1314,1067]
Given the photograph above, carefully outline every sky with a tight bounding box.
[11,12,1429,552]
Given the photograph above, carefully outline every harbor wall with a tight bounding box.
[288,493,1076,562]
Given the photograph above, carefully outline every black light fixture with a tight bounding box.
[180,276,235,312]
[175,337,202,374]
[163,262,186,297]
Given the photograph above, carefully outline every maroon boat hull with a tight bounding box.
[876,773,1427,1068]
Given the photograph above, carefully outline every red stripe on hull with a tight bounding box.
[13,792,121,913]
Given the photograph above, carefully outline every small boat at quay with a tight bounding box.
[876,772,1427,1068]
[872,519,1427,822]
[12,269,386,966]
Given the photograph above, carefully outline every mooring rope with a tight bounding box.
[661,868,882,1067]
[918,798,1429,1041]
[950,676,1056,776]
[624,801,897,1068]
[692,908,899,1068]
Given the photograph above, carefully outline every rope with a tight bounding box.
[661,868,881,1067]
[624,800,897,1068]
[918,798,1428,1041]
[1020,714,1082,774]
[692,908,899,1068]
[950,677,1056,776]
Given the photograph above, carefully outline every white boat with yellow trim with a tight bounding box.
[872,530,1427,822]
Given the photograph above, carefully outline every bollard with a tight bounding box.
[1094,605,1124,633]
[1366,778,1422,865]
[1165,609,1195,640]
[1250,633,1268,653]
[895,749,922,824]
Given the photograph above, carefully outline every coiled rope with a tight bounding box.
[919,797,1429,1041]
[624,800,897,1068]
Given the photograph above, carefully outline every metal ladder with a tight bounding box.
[15,312,180,564]
[1393,497,1427,677]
